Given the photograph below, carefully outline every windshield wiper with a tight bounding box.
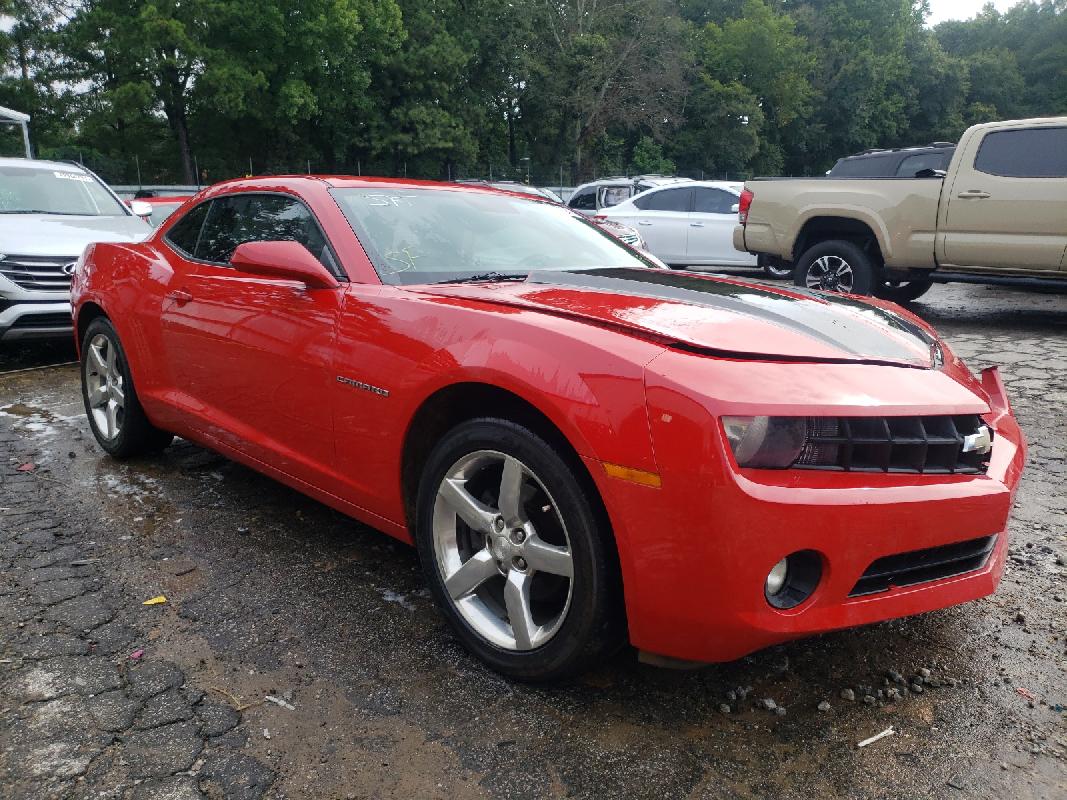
[437,272,529,285]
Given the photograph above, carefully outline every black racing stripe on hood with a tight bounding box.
[524,268,935,364]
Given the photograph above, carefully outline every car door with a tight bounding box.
[625,187,692,264]
[940,125,1067,272]
[686,187,755,266]
[158,192,346,480]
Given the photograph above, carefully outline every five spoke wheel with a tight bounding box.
[432,451,574,651]
[85,332,125,440]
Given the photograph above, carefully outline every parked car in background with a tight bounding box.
[72,175,1024,680]
[827,143,956,178]
[139,195,189,227]
[0,158,151,341]
[600,180,757,269]
[566,175,691,215]
[735,117,1067,301]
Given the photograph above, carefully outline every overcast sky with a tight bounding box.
[926,0,1021,25]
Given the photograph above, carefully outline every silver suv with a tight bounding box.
[0,158,151,341]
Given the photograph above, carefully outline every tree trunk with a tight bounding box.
[158,61,195,183]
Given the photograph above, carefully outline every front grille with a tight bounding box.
[10,311,72,329]
[0,254,78,292]
[849,535,996,596]
[795,415,991,474]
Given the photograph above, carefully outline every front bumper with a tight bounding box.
[590,371,1026,664]
[0,300,73,341]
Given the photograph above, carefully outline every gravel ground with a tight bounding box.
[0,279,1064,800]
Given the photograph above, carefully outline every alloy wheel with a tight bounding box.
[431,450,574,651]
[85,333,125,440]
[805,255,855,292]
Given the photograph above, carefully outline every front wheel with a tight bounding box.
[415,419,623,681]
[81,317,173,458]
[793,240,875,295]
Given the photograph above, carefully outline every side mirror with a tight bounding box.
[731,203,740,213]
[130,200,153,218]
[229,241,339,289]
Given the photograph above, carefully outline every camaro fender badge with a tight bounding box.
[961,425,992,455]
[336,375,390,397]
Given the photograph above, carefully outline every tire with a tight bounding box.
[415,418,623,681]
[874,279,934,304]
[793,240,876,296]
[762,261,793,280]
[80,317,173,458]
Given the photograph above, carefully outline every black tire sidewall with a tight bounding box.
[874,279,934,304]
[414,418,620,682]
[793,240,876,295]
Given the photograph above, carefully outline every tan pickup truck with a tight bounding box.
[733,117,1067,301]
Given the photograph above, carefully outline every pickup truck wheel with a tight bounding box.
[415,418,623,682]
[875,279,934,303]
[793,240,874,295]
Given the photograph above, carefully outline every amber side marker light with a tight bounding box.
[603,462,662,488]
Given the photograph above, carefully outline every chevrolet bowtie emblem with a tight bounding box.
[961,425,992,455]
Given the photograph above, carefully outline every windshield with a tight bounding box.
[0,164,128,216]
[330,187,652,285]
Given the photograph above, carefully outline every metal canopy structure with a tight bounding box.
[0,105,32,158]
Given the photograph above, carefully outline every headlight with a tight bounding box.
[722,416,807,468]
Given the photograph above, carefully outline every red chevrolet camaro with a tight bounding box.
[70,176,1026,680]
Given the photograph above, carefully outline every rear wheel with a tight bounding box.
[80,317,173,458]
[874,279,934,303]
[415,418,622,681]
[793,240,875,295]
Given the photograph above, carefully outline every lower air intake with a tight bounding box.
[849,535,997,597]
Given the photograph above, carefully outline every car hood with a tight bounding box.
[417,268,940,368]
[0,214,150,257]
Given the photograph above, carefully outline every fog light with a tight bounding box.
[765,558,789,596]
[765,550,823,610]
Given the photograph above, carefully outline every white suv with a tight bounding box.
[0,158,151,341]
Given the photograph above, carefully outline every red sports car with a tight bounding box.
[70,176,1025,681]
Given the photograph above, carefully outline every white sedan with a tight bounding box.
[598,181,757,268]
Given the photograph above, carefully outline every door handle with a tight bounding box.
[957,190,990,199]
[166,289,193,305]
[689,223,704,228]
[637,220,652,226]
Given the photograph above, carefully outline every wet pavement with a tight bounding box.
[0,279,1064,799]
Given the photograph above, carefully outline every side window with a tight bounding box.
[568,189,596,211]
[164,201,211,256]
[974,128,1067,178]
[636,187,692,212]
[599,186,631,208]
[692,187,737,214]
[896,152,950,177]
[194,193,340,272]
